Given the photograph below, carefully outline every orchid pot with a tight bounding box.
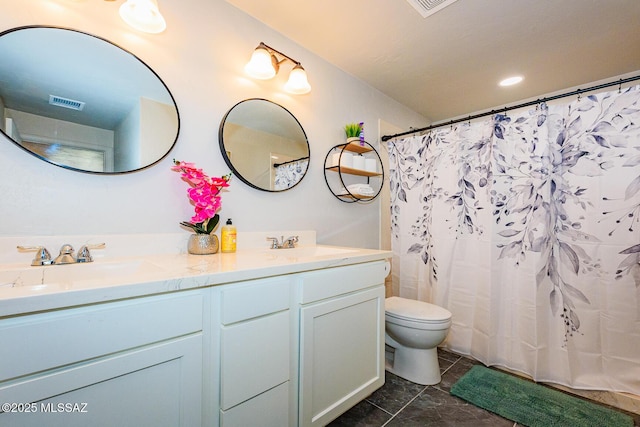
[172,160,231,255]
[187,234,219,255]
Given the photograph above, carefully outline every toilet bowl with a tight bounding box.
[385,296,452,385]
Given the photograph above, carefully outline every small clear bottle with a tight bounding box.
[221,218,237,253]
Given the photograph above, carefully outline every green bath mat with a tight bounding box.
[450,365,633,427]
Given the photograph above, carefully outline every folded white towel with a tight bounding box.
[347,183,375,195]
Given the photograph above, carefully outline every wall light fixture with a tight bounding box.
[245,42,311,95]
[104,0,167,34]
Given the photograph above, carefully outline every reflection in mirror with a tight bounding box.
[219,99,309,192]
[0,26,179,174]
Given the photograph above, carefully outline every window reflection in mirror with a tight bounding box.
[219,99,309,192]
[0,26,179,174]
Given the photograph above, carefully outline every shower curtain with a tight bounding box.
[388,85,640,394]
[274,159,309,190]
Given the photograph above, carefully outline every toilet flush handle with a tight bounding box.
[384,261,391,278]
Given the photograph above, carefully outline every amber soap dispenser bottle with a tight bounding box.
[221,218,237,253]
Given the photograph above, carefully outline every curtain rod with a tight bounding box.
[273,156,309,168]
[381,75,640,142]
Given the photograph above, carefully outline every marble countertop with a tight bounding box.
[0,240,391,317]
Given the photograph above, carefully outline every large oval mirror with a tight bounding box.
[219,99,309,192]
[0,26,179,174]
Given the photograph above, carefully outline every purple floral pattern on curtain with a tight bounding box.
[388,85,640,392]
[274,159,309,190]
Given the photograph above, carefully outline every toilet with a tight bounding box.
[385,296,452,385]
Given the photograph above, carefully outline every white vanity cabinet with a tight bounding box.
[0,290,204,427]
[215,277,292,427]
[297,261,387,427]
[0,247,390,427]
[210,261,387,427]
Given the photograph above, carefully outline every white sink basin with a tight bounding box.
[0,260,164,290]
[262,246,358,258]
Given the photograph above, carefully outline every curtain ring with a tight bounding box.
[618,79,622,93]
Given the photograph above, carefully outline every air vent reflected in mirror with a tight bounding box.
[49,95,86,111]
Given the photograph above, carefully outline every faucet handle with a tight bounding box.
[77,243,106,263]
[266,237,280,249]
[283,236,299,248]
[17,245,53,266]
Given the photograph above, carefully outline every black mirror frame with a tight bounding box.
[218,98,310,192]
[0,25,180,175]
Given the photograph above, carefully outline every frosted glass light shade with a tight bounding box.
[284,65,311,94]
[119,0,167,34]
[245,47,278,79]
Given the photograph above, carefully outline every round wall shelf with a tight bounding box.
[323,140,384,203]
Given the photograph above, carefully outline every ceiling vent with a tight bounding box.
[405,0,459,18]
[49,95,85,111]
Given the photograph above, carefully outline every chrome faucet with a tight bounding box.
[266,235,299,249]
[54,244,76,265]
[283,236,299,248]
[17,243,105,266]
[76,243,106,262]
[16,245,53,266]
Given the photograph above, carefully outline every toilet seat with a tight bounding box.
[385,296,452,324]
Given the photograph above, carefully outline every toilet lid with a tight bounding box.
[385,296,452,323]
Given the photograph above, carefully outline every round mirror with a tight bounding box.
[0,26,179,174]
[219,99,309,192]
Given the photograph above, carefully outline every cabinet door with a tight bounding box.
[299,285,385,427]
[0,335,202,427]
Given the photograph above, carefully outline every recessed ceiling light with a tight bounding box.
[499,76,524,87]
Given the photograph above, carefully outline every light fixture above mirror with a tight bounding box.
[245,42,311,95]
[104,0,167,34]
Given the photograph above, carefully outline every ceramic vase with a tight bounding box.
[188,234,219,255]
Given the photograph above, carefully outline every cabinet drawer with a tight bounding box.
[220,310,290,410]
[220,381,289,427]
[300,261,387,304]
[221,277,290,324]
[0,291,203,382]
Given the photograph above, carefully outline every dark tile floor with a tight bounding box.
[328,348,640,427]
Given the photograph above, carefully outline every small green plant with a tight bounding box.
[344,123,362,138]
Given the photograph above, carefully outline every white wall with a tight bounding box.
[140,97,179,167]
[0,0,427,249]
[115,101,141,172]
[0,95,5,131]
[7,109,115,149]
